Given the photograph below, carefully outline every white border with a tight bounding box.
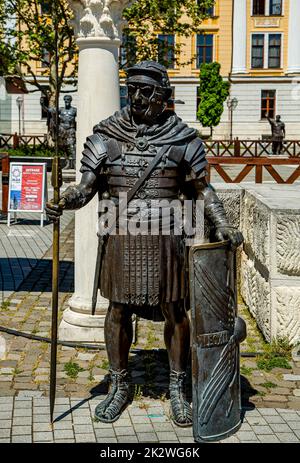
[7,162,47,227]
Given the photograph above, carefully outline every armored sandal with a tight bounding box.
[94,369,130,423]
[169,370,193,427]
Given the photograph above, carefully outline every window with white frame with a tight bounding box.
[251,33,282,69]
[252,34,264,68]
[270,0,282,15]
[268,34,281,68]
[252,0,283,16]
[253,0,266,15]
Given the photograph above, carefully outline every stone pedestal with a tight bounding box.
[240,184,300,344]
[59,0,131,343]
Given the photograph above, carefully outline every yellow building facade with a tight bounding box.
[1,0,300,139]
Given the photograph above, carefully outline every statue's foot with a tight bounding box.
[94,369,130,423]
[169,370,192,428]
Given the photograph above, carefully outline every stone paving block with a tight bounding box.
[152,422,174,432]
[156,431,179,441]
[73,415,93,425]
[52,421,73,430]
[14,400,32,409]
[277,412,299,421]
[251,425,273,434]
[94,428,116,438]
[220,436,240,443]
[0,420,11,428]
[288,421,300,431]
[111,418,132,427]
[236,431,259,442]
[242,408,261,416]
[33,406,50,415]
[128,407,149,416]
[130,415,152,424]
[74,424,94,434]
[0,398,13,403]
[264,413,287,424]
[12,425,32,435]
[136,432,159,442]
[93,421,114,429]
[0,439,10,443]
[246,415,267,426]
[33,414,55,423]
[258,434,280,443]
[72,408,91,416]
[239,422,252,432]
[0,412,12,420]
[277,433,299,443]
[114,426,136,436]
[0,403,13,411]
[33,398,49,406]
[293,429,300,439]
[33,422,53,432]
[0,429,10,438]
[75,434,96,443]
[269,423,292,433]
[54,429,75,440]
[133,424,154,433]
[12,435,33,443]
[13,408,31,417]
[173,427,193,437]
[33,432,54,442]
[255,408,278,417]
[149,416,169,423]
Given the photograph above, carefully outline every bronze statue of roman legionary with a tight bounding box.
[46,61,244,428]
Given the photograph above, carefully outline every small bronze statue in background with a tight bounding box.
[266,113,286,155]
[40,94,77,169]
[46,61,245,430]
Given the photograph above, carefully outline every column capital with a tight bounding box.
[68,0,132,40]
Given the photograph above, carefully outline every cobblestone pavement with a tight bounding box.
[0,177,74,300]
[0,211,300,443]
[0,397,300,443]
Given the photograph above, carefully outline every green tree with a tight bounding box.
[0,0,76,106]
[122,0,216,67]
[0,0,216,101]
[197,62,230,137]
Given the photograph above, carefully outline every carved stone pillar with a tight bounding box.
[287,0,300,74]
[59,0,131,343]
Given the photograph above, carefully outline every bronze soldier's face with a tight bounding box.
[128,83,165,122]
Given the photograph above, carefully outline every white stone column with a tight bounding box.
[232,0,247,74]
[287,0,300,74]
[59,0,131,343]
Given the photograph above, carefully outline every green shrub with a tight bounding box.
[3,146,65,158]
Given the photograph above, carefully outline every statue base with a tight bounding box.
[58,294,109,345]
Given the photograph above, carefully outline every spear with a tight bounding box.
[50,0,61,425]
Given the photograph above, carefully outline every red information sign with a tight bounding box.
[20,164,44,211]
[8,162,47,227]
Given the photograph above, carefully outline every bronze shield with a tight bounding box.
[189,240,242,442]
